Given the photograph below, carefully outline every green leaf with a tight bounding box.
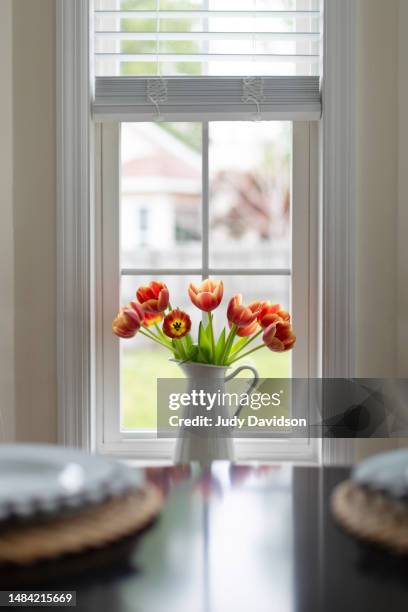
[214,328,226,365]
[204,321,213,341]
[196,348,210,364]
[171,339,182,360]
[184,333,193,352]
[188,345,199,362]
[198,323,211,350]
[198,322,211,361]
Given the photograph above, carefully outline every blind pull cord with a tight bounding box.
[241,76,264,121]
[147,78,168,122]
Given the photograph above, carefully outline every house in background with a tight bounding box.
[121,123,202,270]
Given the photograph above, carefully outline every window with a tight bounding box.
[58,0,359,465]
[92,0,322,460]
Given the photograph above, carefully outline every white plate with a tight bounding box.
[353,448,408,499]
[0,445,142,521]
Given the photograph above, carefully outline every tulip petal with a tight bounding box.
[283,337,296,351]
[263,323,277,345]
[157,287,170,311]
[235,320,259,337]
[265,337,285,352]
[196,292,217,311]
[130,300,145,320]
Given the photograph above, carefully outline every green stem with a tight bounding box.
[231,329,263,356]
[221,324,237,365]
[229,343,266,365]
[208,312,216,364]
[142,326,165,343]
[154,322,164,337]
[139,329,173,351]
[154,323,172,346]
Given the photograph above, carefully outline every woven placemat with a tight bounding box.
[0,485,163,566]
[331,480,408,555]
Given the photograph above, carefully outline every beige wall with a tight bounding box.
[12,0,57,443]
[0,0,15,442]
[398,0,408,378]
[355,0,398,378]
[354,0,407,461]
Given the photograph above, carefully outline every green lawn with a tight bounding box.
[121,347,291,430]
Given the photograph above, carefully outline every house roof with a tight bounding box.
[122,123,200,181]
[123,152,199,180]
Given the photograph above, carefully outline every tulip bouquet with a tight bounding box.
[112,280,296,366]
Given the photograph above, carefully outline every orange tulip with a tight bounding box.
[188,279,223,312]
[263,320,296,353]
[163,309,192,339]
[258,302,291,329]
[234,320,259,338]
[112,303,144,339]
[227,295,261,328]
[229,302,262,336]
[136,281,169,314]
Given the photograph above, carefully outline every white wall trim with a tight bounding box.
[56,0,93,449]
[321,0,358,465]
[0,0,15,442]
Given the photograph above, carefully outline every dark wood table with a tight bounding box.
[2,465,408,611]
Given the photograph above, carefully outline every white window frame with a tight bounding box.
[95,120,319,462]
[57,0,357,465]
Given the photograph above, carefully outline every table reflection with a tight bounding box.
[140,463,295,612]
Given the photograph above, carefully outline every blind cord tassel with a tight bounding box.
[241,76,264,121]
[147,78,168,121]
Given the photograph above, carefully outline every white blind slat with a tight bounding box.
[94,10,320,19]
[96,53,319,63]
[95,32,321,42]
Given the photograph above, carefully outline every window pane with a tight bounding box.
[209,122,291,270]
[120,274,291,430]
[120,275,202,431]
[120,122,202,270]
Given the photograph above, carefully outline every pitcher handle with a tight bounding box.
[225,365,259,418]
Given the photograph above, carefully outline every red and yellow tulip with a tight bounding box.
[263,320,296,353]
[112,303,144,339]
[227,295,261,328]
[188,279,223,312]
[163,309,192,339]
[229,302,262,337]
[258,302,291,328]
[136,281,169,313]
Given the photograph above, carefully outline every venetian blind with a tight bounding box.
[93,1,322,121]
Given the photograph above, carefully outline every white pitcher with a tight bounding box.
[173,361,259,464]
